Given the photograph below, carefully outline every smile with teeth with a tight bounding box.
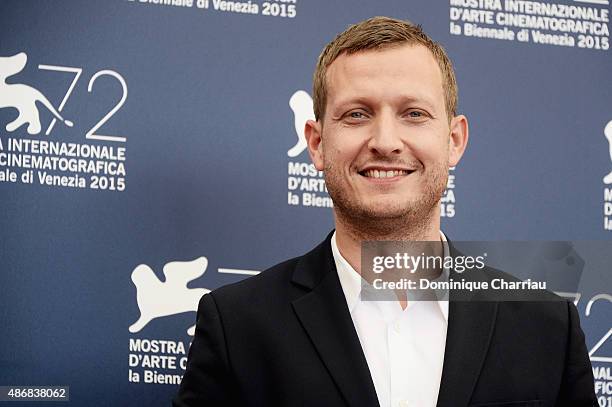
[361,169,412,178]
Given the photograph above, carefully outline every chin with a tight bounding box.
[356,200,413,219]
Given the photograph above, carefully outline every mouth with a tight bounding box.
[358,168,415,179]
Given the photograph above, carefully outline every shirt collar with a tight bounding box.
[332,231,449,322]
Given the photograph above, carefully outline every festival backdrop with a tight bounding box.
[0,0,611,405]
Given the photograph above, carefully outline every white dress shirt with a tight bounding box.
[331,231,449,407]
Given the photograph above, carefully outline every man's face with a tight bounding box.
[306,44,467,223]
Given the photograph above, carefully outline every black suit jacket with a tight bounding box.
[174,233,596,406]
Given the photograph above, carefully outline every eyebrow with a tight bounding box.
[331,94,438,113]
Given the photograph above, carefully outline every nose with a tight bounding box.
[367,112,404,156]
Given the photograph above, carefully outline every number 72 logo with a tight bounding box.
[559,292,612,363]
[38,63,127,143]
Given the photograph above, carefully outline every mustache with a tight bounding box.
[356,158,424,171]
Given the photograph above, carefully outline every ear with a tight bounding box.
[305,119,325,171]
[448,114,469,167]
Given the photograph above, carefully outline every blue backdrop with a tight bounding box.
[0,0,611,405]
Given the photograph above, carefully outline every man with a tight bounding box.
[174,17,596,406]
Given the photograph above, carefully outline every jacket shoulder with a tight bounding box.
[207,256,302,311]
[480,266,573,330]
[208,233,334,308]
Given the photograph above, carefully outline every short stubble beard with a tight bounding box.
[324,157,448,242]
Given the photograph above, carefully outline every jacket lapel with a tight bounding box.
[289,234,498,407]
[436,268,499,407]
[291,234,380,407]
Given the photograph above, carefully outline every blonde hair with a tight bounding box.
[313,16,457,122]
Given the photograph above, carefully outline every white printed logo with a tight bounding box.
[604,120,612,185]
[129,257,210,336]
[0,52,129,192]
[0,52,73,135]
[287,90,315,158]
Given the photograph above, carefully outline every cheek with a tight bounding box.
[412,129,450,162]
[323,147,352,172]
[410,140,448,165]
[323,133,364,164]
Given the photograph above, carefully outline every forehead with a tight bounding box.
[325,44,444,108]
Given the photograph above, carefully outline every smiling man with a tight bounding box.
[174,17,596,407]
[305,26,466,275]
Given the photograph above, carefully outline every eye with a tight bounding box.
[341,110,369,124]
[404,109,430,121]
[348,111,367,119]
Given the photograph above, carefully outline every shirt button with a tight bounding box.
[397,399,409,407]
[393,322,401,333]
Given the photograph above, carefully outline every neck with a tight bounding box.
[334,207,441,274]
